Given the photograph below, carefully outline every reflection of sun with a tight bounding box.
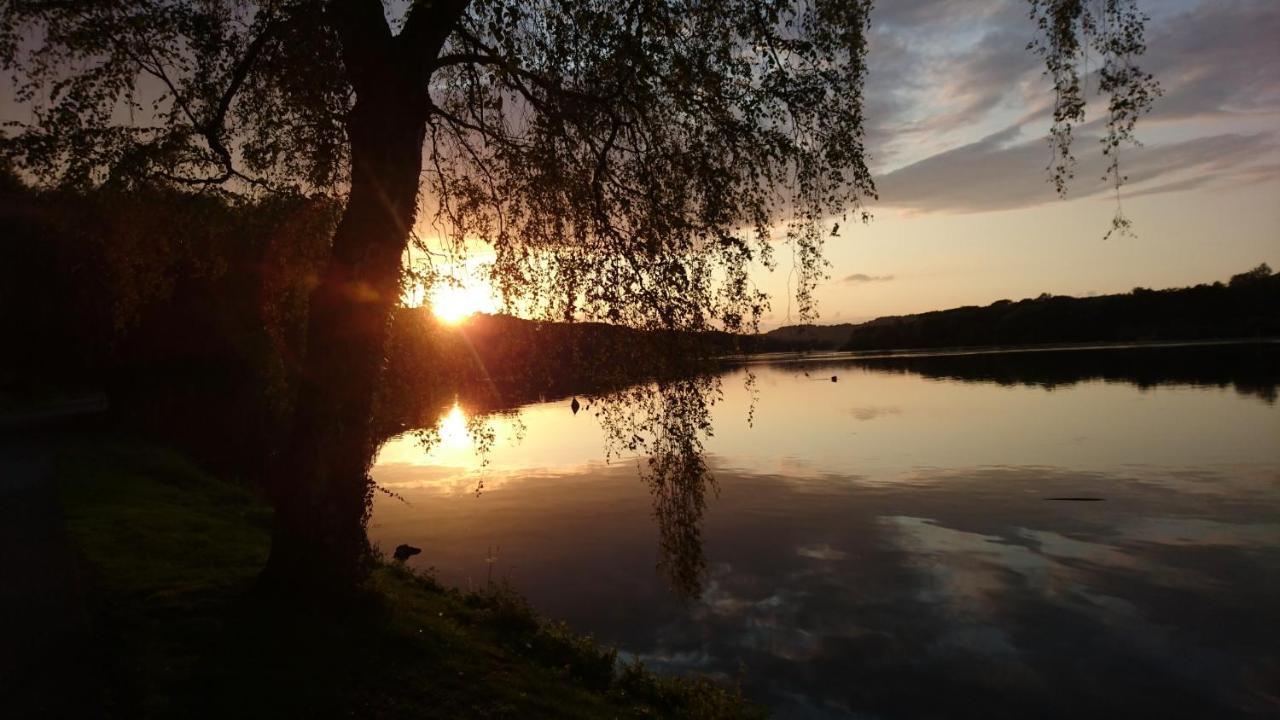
[437,403,470,449]
[429,283,494,325]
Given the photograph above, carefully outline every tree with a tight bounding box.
[1230,263,1273,288]
[0,0,1157,594]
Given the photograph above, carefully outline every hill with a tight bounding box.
[759,323,861,350]
[762,266,1279,352]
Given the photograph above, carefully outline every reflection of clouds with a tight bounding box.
[766,455,863,482]
[1017,526,1223,595]
[372,459,609,495]
[628,648,720,675]
[656,565,831,666]
[797,544,848,561]
[847,405,902,421]
[887,516,1043,604]
[1017,528,1139,569]
[1159,466,1280,497]
[370,460,1280,718]
[757,466,1270,715]
[371,462,494,494]
[369,462,471,488]
[1121,517,1280,549]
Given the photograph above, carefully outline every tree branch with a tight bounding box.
[448,26,613,104]
[200,11,285,183]
[205,13,283,143]
[400,0,472,70]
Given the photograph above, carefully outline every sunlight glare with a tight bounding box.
[429,283,494,325]
[437,403,470,449]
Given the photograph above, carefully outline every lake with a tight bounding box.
[370,343,1280,719]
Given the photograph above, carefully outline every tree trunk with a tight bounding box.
[260,87,427,596]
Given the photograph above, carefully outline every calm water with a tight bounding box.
[370,344,1280,719]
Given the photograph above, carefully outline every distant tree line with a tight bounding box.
[764,267,1278,352]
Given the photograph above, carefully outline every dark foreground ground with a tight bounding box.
[0,435,760,719]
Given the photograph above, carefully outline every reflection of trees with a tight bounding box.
[375,319,735,597]
[593,377,722,599]
[839,344,1279,404]
[380,372,725,599]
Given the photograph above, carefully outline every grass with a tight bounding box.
[54,439,764,719]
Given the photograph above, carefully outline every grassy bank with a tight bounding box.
[52,440,762,719]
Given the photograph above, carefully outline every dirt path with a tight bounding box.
[0,425,99,715]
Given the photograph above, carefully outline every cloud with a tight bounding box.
[843,273,895,283]
[863,2,1041,169]
[1142,1,1280,122]
[862,0,1280,211]
[875,127,1279,213]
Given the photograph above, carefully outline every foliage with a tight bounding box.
[0,156,23,191]
[0,1,348,190]
[422,0,878,329]
[0,184,335,474]
[1027,0,1161,237]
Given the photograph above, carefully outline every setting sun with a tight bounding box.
[428,283,497,325]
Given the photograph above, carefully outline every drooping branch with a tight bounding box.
[1028,0,1161,237]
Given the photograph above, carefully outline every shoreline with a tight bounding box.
[723,336,1280,366]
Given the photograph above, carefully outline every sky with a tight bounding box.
[775,0,1280,328]
[3,1,1277,329]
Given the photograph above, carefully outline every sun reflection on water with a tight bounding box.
[437,402,471,450]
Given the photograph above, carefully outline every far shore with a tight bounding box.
[723,336,1280,366]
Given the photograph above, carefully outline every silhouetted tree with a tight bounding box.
[0,1,1158,594]
[0,158,23,192]
[1230,263,1273,287]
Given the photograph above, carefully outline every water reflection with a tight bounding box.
[371,343,1280,718]
[434,403,470,448]
[381,375,724,595]
[829,341,1278,402]
[595,378,722,596]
